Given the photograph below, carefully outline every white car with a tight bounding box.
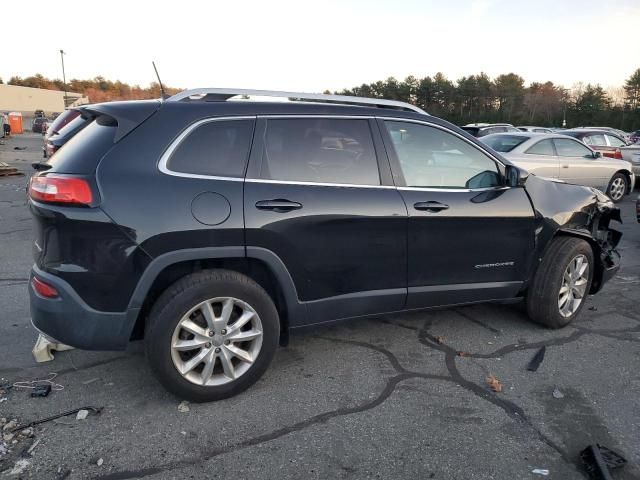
[481,132,635,202]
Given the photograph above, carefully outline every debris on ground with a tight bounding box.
[580,444,627,479]
[531,468,549,476]
[0,162,22,177]
[3,420,17,432]
[30,384,52,397]
[527,346,546,372]
[552,387,565,399]
[588,306,598,311]
[457,351,470,357]
[9,406,103,433]
[13,372,64,396]
[76,410,89,420]
[26,438,41,455]
[486,375,503,393]
[13,147,26,151]
[178,401,190,413]
[97,458,104,466]
[82,378,99,385]
[7,458,30,475]
[32,334,75,362]
[435,336,445,344]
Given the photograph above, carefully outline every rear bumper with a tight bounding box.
[29,266,138,351]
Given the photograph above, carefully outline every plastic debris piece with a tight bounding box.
[178,401,190,413]
[27,438,41,455]
[552,387,564,399]
[580,444,627,480]
[82,378,99,385]
[76,410,89,420]
[31,384,52,398]
[532,469,549,475]
[527,346,546,372]
[97,458,104,466]
[32,334,74,363]
[9,459,30,475]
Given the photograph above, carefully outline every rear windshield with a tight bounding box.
[47,116,116,173]
[481,134,529,152]
[559,131,580,138]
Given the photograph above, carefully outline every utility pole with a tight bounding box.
[60,50,67,108]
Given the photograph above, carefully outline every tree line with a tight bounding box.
[1,74,180,103]
[3,68,640,130]
[334,68,640,131]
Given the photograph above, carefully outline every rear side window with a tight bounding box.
[481,134,529,152]
[47,116,116,173]
[605,134,625,147]
[166,119,254,177]
[525,139,555,156]
[583,134,606,146]
[260,118,380,185]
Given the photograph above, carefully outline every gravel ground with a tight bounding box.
[1,133,639,479]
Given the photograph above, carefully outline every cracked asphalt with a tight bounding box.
[1,133,639,479]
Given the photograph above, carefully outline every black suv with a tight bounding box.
[28,89,622,402]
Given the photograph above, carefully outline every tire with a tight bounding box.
[606,172,628,203]
[526,237,594,329]
[145,269,280,402]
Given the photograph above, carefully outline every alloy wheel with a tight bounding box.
[171,297,263,386]
[608,177,626,201]
[558,254,589,318]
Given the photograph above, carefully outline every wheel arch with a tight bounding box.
[126,247,305,346]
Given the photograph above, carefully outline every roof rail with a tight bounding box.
[166,88,428,115]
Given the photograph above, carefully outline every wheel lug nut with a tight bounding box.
[208,330,214,337]
[221,329,227,335]
[215,347,221,353]
[205,342,212,348]
[224,340,230,345]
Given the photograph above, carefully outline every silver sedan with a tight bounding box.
[480,132,635,202]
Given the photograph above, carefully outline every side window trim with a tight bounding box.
[376,117,507,192]
[158,115,256,181]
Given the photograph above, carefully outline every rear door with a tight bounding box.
[378,118,535,309]
[554,137,607,189]
[244,116,408,325]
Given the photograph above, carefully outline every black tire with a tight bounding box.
[606,172,628,203]
[145,269,279,402]
[526,237,594,329]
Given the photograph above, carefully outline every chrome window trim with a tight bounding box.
[397,186,510,193]
[244,178,396,189]
[158,116,256,180]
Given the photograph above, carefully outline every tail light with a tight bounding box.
[31,276,59,298]
[46,143,58,157]
[613,148,623,160]
[29,174,93,205]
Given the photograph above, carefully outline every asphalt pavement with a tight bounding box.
[1,133,639,479]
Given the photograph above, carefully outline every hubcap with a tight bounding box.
[558,254,589,318]
[608,177,625,201]
[171,297,263,386]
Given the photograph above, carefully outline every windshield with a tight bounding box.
[461,126,480,137]
[481,134,529,152]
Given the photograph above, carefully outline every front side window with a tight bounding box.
[385,121,501,189]
[525,139,555,156]
[553,138,592,157]
[167,119,254,177]
[606,134,625,147]
[260,118,380,185]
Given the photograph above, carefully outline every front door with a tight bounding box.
[244,116,408,325]
[378,119,536,309]
[555,137,607,189]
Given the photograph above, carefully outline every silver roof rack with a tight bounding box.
[166,88,428,115]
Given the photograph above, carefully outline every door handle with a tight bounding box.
[255,199,303,212]
[562,164,569,168]
[413,201,449,212]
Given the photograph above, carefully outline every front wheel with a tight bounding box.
[606,173,628,203]
[145,270,280,402]
[526,237,594,329]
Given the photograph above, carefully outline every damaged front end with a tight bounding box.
[523,174,622,294]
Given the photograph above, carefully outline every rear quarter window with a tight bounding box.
[47,116,116,174]
[165,119,254,178]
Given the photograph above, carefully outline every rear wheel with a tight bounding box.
[606,173,627,203]
[526,237,594,329]
[145,270,279,402]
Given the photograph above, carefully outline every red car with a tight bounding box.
[561,129,629,159]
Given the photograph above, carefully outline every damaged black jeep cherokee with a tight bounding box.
[28,89,622,401]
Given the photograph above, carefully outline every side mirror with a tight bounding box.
[593,151,601,159]
[505,164,528,187]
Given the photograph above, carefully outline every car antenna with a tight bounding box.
[152,61,167,100]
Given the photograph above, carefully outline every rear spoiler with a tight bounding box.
[77,99,161,142]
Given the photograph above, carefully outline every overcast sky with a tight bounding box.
[3,0,639,93]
